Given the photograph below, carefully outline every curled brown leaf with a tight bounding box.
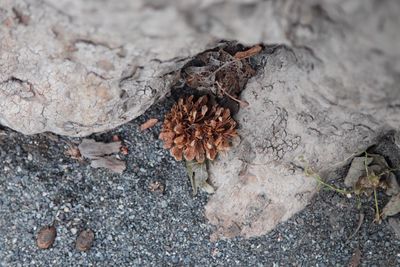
[234,44,262,60]
[140,118,158,131]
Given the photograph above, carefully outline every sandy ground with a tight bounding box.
[0,99,399,266]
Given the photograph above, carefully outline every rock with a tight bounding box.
[388,218,400,239]
[382,193,400,219]
[387,173,400,196]
[5,0,398,137]
[344,157,371,188]
[0,0,212,136]
[36,226,56,249]
[205,1,400,239]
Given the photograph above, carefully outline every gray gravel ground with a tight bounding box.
[1,98,400,266]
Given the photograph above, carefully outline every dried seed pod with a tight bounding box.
[120,146,129,155]
[159,95,237,163]
[36,225,56,249]
[76,229,95,252]
[148,181,165,193]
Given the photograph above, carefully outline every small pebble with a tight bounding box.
[36,226,56,249]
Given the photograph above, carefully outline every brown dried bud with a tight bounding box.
[159,95,238,163]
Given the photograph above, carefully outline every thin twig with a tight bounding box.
[207,57,243,80]
[362,152,388,223]
[364,152,370,177]
[211,45,260,76]
[347,212,365,241]
[373,188,381,223]
[305,166,351,195]
[216,81,249,107]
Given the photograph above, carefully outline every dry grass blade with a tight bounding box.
[347,213,364,241]
[234,44,262,60]
[140,118,158,131]
[90,156,126,174]
[216,81,249,108]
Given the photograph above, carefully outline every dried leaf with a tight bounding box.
[382,193,400,218]
[140,118,158,131]
[65,145,82,160]
[186,160,214,195]
[78,139,121,159]
[90,156,126,174]
[148,181,165,193]
[348,247,362,267]
[354,173,381,195]
[36,226,56,249]
[234,44,262,60]
[180,42,258,104]
[76,229,95,252]
[347,213,364,240]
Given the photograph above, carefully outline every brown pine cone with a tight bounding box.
[159,95,237,163]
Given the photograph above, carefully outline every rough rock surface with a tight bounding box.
[1,0,400,240]
[205,0,400,238]
[0,0,212,136]
[0,0,290,136]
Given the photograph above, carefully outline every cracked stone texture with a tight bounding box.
[1,0,400,239]
[0,0,288,136]
[205,0,400,238]
[0,0,214,136]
